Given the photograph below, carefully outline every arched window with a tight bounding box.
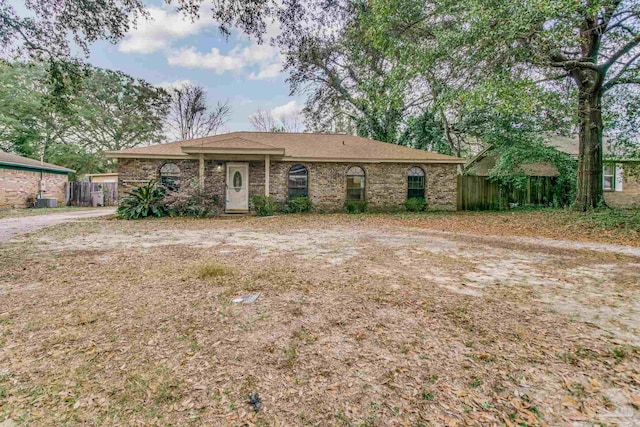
[346,166,366,201]
[407,166,425,199]
[160,163,181,191]
[288,164,309,198]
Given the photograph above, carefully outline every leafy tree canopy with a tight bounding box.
[0,62,170,177]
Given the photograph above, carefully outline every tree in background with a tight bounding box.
[165,83,231,141]
[0,0,282,93]
[0,63,170,176]
[398,111,453,155]
[70,69,170,152]
[433,0,640,210]
[249,109,303,132]
[279,1,422,143]
[0,63,73,159]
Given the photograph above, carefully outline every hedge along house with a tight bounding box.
[0,151,75,208]
[106,132,465,212]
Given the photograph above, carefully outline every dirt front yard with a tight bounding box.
[1,213,639,426]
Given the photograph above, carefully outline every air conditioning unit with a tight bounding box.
[36,198,58,208]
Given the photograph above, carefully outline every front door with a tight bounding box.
[226,163,249,211]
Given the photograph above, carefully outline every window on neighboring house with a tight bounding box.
[288,164,309,198]
[603,164,615,191]
[407,166,425,199]
[160,163,181,191]
[346,166,366,201]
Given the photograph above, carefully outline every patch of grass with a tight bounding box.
[559,351,579,365]
[421,388,435,401]
[529,405,541,418]
[469,377,483,388]
[569,382,587,398]
[0,316,14,326]
[178,335,203,353]
[609,345,631,360]
[123,374,149,403]
[154,380,182,404]
[197,262,230,279]
[285,339,299,369]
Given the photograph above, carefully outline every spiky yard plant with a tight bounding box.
[117,180,167,220]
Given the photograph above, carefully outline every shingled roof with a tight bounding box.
[106,132,465,163]
[0,151,75,174]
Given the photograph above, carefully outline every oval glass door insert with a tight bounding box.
[233,170,242,191]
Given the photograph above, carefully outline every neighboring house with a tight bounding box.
[465,135,640,208]
[106,132,465,212]
[0,151,74,209]
[85,173,118,184]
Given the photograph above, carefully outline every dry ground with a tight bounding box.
[0,207,110,220]
[0,208,116,242]
[1,213,639,426]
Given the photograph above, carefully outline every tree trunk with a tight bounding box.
[574,74,604,211]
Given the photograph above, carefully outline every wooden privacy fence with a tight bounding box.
[65,182,118,206]
[457,175,558,211]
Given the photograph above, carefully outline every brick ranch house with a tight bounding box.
[106,132,465,212]
[0,151,74,209]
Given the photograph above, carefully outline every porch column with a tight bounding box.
[265,154,270,196]
[199,154,205,190]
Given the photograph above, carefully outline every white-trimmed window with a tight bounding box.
[603,164,615,191]
[346,166,366,201]
[407,166,425,199]
[288,164,309,198]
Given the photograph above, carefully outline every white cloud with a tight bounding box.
[167,47,247,73]
[119,4,285,79]
[155,79,193,90]
[249,62,282,80]
[119,6,212,54]
[270,101,301,120]
[167,42,283,78]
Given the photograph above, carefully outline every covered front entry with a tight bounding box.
[225,162,249,211]
[180,136,283,212]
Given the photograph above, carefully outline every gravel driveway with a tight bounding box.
[0,208,116,242]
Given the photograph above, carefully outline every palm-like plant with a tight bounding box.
[117,180,167,220]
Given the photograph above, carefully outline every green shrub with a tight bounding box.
[286,197,313,213]
[252,195,280,216]
[164,181,221,217]
[344,200,368,214]
[117,181,167,220]
[405,197,427,212]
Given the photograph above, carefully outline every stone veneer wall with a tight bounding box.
[0,168,68,208]
[118,158,458,211]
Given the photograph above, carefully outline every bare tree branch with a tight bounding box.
[165,83,231,140]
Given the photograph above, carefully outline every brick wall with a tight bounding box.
[270,162,458,211]
[0,168,68,209]
[118,158,200,197]
[117,158,459,211]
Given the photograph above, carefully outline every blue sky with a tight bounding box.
[87,0,303,131]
